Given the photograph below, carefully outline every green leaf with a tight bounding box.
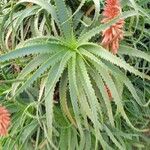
[54,0,73,41]
[44,51,73,140]
[119,45,150,63]
[17,0,58,23]
[12,54,50,95]
[14,50,66,97]
[59,129,69,150]
[68,54,85,149]
[81,44,150,80]
[77,55,111,149]
[59,70,76,126]
[89,69,115,127]
[17,36,60,48]
[0,42,67,62]
[78,10,137,43]
[104,125,124,150]
[85,51,148,132]
[20,120,38,146]
[104,62,150,107]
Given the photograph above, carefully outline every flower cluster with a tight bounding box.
[0,106,11,136]
[101,0,124,54]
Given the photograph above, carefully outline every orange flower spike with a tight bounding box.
[101,0,124,54]
[0,106,11,136]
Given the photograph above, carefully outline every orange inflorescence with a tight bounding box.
[101,0,124,54]
[0,106,11,136]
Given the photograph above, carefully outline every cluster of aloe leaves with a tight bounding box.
[0,0,150,149]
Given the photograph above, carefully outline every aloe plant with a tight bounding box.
[0,0,150,149]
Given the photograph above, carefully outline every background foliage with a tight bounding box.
[0,0,150,149]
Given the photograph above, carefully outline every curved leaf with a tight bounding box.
[119,45,150,63]
[80,44,150,80]
[78,10,137,43]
